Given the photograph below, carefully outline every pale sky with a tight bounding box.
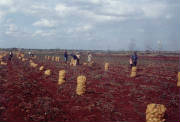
[0,0,179,51]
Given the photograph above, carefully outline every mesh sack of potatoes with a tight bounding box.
[73,59,77,66]
[130,66,137,77]
[16,53,18,56]
[1,61,7,65]
[33,63,38,68]
[177,72,180,87]
[22,58,27,62]
[52,56,54,61]
[70,58,74,66]
[104,62,109,71]
[29,60,33,63]
[146,103,166,122]
[0,55,3,60]
[58,70,66,85]
[83,62,87,65]
[88,61,95,67]
[47,56,50,60]
[33,56,37,59]
[44,69,51,76]
[55,57,59,62]
[18,56,22,59]
[76,75,86,95]
[30,62,38,68]
[56,57,58,62]
[21,54,25,58]
[39,66,44,71]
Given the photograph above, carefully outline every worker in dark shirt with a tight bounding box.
[71,53,77,60]
[76,52,80,65]
[131,51,138,66]
[8,51,13,61]
[64,50,68,63]
[70,53,78,66]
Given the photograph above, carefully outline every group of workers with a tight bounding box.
[64,51,92,65]
[64,51,138,68]
[7,51,34,61]
[7,50,138,69]
[129,52,138,68]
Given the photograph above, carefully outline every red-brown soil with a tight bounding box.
[0,53,179,122]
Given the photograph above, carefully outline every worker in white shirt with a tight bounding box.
[88,53,92,63]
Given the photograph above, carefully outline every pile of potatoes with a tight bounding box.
[146,103,166,122]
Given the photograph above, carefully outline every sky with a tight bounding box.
[0,0,179,51]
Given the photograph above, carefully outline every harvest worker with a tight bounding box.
[28,51,33,57]
[131,51,138,66]
[28,51,31,56]
[88,53,92,63]
[28,51,34,58]
[71,53,77,60]
[76,52,80,65]
[8,51,13,61]
[71,53,78,65]
[64,50,68,63]
[129,57,133,68]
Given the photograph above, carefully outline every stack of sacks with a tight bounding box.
[130,66,137,77]
[146,103,166,122]
[47,56,50,60]
[76,75,86,95]
[52,56,54,61]
[177,72,180,87]
[0,55,3,60]
[55,57,60,62]
[1,61,7,65]
[30,62,38,68]
[21,54,25,58]
[22,58,27,62]
[39,66,44,71]
[104,62,109,71]
[88,61,94,67]
[44,69,51,76]
[73,59,77,66]
[83,62,87,65]
[58,70,66,85]
[70,58,74,66]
